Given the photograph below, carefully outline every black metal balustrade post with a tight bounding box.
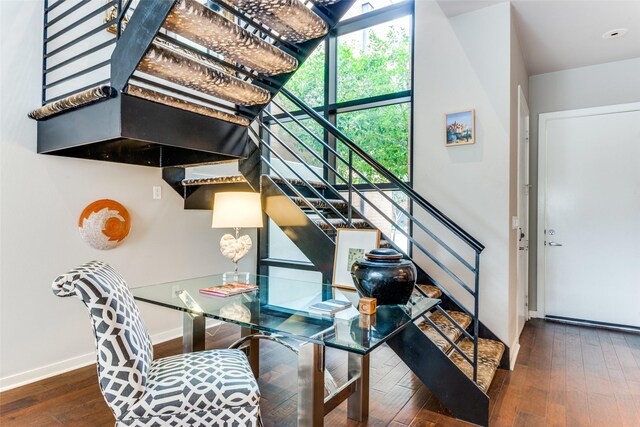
[348,151,353,226]
[42,0,49,105]
[473,251,480,382]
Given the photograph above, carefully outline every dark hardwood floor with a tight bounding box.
[1,319,639,426]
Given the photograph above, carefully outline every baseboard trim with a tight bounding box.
[0,322,220,393]
[545,315,640,333]
[528,310,541,318]
[509,342,520,370]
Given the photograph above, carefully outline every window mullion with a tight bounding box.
[324,32,338,186]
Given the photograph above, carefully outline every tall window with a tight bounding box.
[267,1,414,253]
[272,0,413,185]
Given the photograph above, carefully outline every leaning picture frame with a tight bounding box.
[445,109,475,146]
[332,229,381,289]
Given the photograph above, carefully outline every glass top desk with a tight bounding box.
[132,273,439,427]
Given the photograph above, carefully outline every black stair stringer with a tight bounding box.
[261,175,335,277]
[162,167,187,198]
[387,323,490,427]
[239,140,261,192]
[110,0,176,91]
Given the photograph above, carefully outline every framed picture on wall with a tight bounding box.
[332,229,381,289]
[445,109,475,146]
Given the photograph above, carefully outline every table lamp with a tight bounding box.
[211,192,263,283]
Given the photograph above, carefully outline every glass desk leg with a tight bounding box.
[347,352,370,421]
[182,313,205,353]
[298,342,325,427]
[241,327,260,378]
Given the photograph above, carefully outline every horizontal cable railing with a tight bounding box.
[41,0,119,104]
[259,89,485,383]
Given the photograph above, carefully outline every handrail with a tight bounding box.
[279,87,485,254]
[262,90,484,381]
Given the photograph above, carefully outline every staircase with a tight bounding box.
[30,0,353,166]
[30,1,507,425]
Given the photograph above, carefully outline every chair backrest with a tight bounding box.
[52,261,153,419]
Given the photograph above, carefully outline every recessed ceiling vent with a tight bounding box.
[602,28,628,39]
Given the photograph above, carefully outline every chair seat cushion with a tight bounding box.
[123,349,259,422]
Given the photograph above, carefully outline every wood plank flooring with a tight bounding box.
[1,319,639,426]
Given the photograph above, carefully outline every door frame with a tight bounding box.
[516,85,530,335]
[536,102,640,318]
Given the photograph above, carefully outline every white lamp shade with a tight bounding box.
[211,192,263,229]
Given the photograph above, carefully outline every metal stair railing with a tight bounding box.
[257,88,486,383]
[40,0,120,104]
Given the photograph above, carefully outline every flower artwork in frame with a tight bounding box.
[445,109,475,146]
[332,229,381,289]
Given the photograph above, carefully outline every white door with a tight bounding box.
[516,86,529,337]
[539,103,640,328]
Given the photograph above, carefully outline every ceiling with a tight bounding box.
[437,0,640,75]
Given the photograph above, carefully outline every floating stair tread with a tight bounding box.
[379,240,392,248]
[28,85,115,120]
[164,0,298,76]
[291,197,348,210]
[314,218,370,231]
[417,310,472,353]
[449,338,505,393]
[137,44,270,106]
[417,284,442,299]
[127,85,250,126]
[271,176,327,189]
[226,0,328,43]
[181,176,248,186]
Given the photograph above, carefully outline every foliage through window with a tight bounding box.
[272,0,413,185]
[337,17,411,103]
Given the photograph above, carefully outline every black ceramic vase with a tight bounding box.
[350,248,417,305]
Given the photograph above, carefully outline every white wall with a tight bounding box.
[413,1,514,346]
[0,0,255,390]
[527,57,640,311]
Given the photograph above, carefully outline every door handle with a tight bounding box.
[548,241,563,247]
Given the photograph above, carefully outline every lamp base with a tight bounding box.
[222,271,251,284]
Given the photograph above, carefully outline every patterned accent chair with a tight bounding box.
[52,261,261,426]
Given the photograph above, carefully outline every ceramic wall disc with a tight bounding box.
[78,199,131,250]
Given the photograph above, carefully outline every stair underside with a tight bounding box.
[165,0,298,76]
[182,175,248,186]
[226,0,328,43]
[272,176,327,189]
[127,85,250,126]
[138,44,270,106]
[314,217,370,231]
[291,196,348,210]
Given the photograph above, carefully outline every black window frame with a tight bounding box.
[266,0,415,190]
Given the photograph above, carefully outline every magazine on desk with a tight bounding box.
[308,299,352,315]
[199,282,258,297]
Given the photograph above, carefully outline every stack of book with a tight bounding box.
[199,282,258,297]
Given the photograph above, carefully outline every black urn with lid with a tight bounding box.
[350,248,417,305]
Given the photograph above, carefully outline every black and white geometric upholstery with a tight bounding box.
[52,261,260,426]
